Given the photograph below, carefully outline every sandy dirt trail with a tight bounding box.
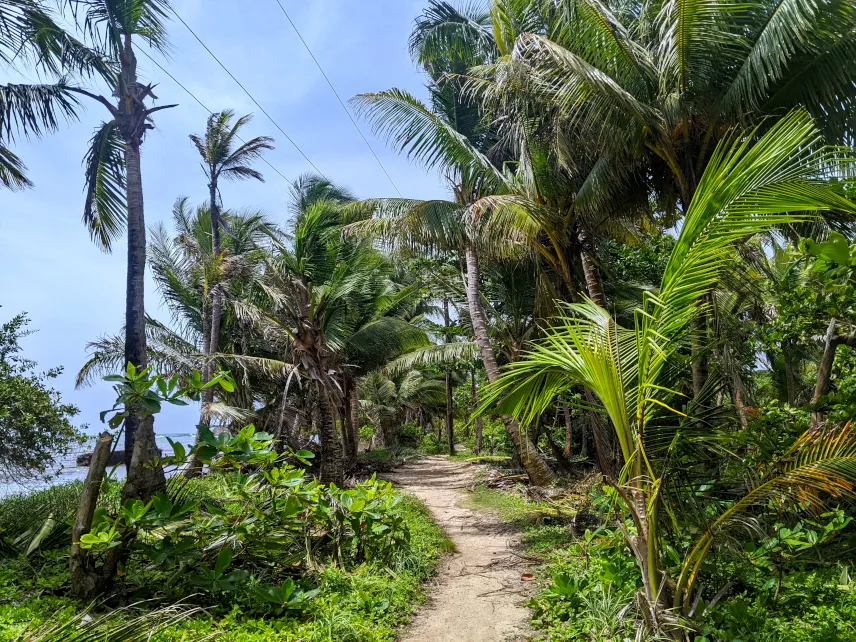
[384,456,532,642]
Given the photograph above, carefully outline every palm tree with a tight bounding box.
[52,0,178,498]
[0,0,108,188]
[188,111,274,434]
[359,369,446,447]
[235,176,429,483]
[481,111,856,634]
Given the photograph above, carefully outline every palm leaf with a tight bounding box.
[82,119,126,252]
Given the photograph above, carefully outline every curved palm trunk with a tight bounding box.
[463,245,554,485]
[578,229,607,308]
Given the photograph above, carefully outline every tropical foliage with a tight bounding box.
[4,0,856,640]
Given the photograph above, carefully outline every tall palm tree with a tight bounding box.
[481,111,856,635]
[188,111,273,432]
[0,0,112,188]
[53,0,177,498]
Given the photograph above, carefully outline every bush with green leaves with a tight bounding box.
[0,312,83,482]
[68,423,411,613]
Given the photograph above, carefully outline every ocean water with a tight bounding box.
[0,431,196,497]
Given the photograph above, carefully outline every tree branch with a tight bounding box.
[64,86,117,116]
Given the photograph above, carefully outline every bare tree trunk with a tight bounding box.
[811,319,856,427]
[317,386,344,485]
[70,432,113,601]
[783,340,796,405]
[446,371,455,455]
[472,367,483,454]
[444,299,455,456]
[122,415,166,503]
[349,383,360,460]
[563,404,573,458]
[123,141,148,473]
[342,377,357,469]
[463,246,554,485]
[692,308,709,397]
[578,229,607,308]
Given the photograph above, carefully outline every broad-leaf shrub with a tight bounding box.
[77,422,410,613]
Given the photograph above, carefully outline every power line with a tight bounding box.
[273,0,402,197]
[137,48,292,185]
[170,7,328,180]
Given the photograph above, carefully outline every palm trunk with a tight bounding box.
[578,230,606,308]
[341,379,355,469]
[123,140,148,473]
[472,367,483,455]
[317,386,344,485]
[349,383,360,460]
[563,404,573,458]
[190,181,223,475]
[463,245,554,485]
[446,371,455,456]
[444,299,455,456]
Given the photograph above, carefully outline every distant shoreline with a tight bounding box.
[0,432,193,497]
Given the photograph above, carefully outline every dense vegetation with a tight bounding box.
[4,0,856,640]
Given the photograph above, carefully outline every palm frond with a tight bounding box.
[385,341,478,376]
[82,119,126,252]
[351,88,507,188]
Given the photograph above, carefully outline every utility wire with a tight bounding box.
[138,48,292,184]
[273,0,402,197]
[170,7,328,180]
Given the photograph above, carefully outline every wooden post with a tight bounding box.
[70,431,113,600]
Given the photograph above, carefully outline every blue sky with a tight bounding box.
[0,0,446,436]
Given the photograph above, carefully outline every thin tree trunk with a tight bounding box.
[463,245,554,485]
[578,229,606,308]
[123,140,148,474]
[444,299,455,456]
[783,340,796,405]
[317,386,344,485]
[811,319,856,427]
[472,367,483,454]
[446,371,455,456]
[349,383,360,460]
[342,377,356,469]
[563,404,573,458]
[70,432,113,601]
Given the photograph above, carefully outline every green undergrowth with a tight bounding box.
[0,485,452,642]
[467,482,856,642]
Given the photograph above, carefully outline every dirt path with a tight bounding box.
[384,456,532,642]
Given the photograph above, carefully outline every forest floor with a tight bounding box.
[383,455,534,642]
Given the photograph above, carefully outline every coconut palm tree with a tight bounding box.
[50,0,178,498]
[188,111,274,431]
[234,176,429,483]
[481,111,856,635]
